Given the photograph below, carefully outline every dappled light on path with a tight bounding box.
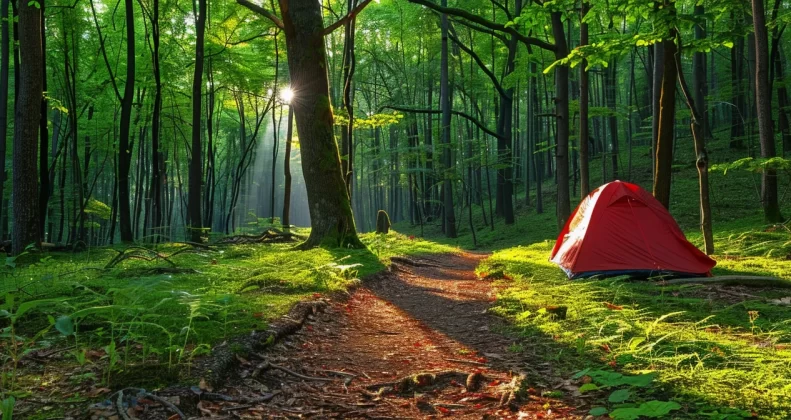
[207,252,578,419]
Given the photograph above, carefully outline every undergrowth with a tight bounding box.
[0,230,454,414]
[481,243,791,419]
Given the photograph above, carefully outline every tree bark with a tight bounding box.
[0,0,9,241]
[189,0,207,241]
[149,0,163,240]
[675,31,714,254]
[579,0,590,197]
[692,4,707,143]
[38,0,49,241]
[12,0,43,255]
[730,27,746,148]
[651,27,664,179]
[282,106,294,227]
[752,0,784,222]
[653,34,677,210]
[118,0,136,242]
[551,12,571,228]
[440,0,457,237]
[281,0,363,248]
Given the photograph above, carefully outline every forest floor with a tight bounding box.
[88,252,583,419]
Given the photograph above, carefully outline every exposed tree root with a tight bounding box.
[390,256,446,268]
[104,246,202,269]
[664,275,791,288]
[252,359,335,382]
[216,228,303,245]
[365,370,487,395]
[203,300,328,388]
[116,267,200,278]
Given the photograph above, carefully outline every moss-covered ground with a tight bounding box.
[0,230,455,417]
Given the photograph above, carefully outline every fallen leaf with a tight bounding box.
[87,387,111,397]
[604,302,623,310]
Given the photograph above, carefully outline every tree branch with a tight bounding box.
[237,0,284,29]
[448,31,508,99]
[380,105,504,139]
[322,0,374,35]
[406,0,555,52]
[449,17,508,44]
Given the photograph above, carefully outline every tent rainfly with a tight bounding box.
[550,181,716,279]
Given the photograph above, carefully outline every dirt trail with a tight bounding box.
[143,253,577,419]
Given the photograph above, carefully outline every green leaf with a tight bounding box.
[1,396,15,420]
[589,406,608,416]
[609,388,631,403]
[579,383,600,393]
[610,400,681,419]
[55,315,75,336]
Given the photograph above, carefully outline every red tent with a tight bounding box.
[550,181,716,279]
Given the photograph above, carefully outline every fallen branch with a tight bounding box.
[141,392,186,419]
[203,300,328,387]
[253,359,335,382]
[390,256,446,268]
[116,390,133,420]
[216,228,304,245]
[664,275,791,288]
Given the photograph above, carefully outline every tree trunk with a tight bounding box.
[118,0,136,242]
[693,4,707,143]
[675,31,714,254]
[281,0,362,248]
[440,0,457,237]
[731,26,746,148]
[752,0,784,222]
[579,0,590,197]
[149,0,163,240]
[552,12,571,228]
[653,34,677,209]
[189,0,206,241]
[651,30,664,179]
[341,0,357,196]
[282,106,294,227]
[12,0,43,255]
[0,0,9,241]
[38,0,49,241]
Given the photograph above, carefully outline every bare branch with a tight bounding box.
[448,31,507,99]
[322,0,375,35]
[380,105,504,139]
[406,0,555,51]
[236,0,284,29]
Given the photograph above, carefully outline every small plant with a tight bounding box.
[748,310,760,334]
[574,369,681,419]
[1,396,15,420]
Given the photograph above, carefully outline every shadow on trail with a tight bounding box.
[366,251,764,418]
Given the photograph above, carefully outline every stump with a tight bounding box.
[376,210,391,234]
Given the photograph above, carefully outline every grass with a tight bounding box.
[0,229,455,415]
[481,243,791,419]
[392,131,791,418]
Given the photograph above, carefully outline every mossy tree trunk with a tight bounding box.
[281,0,363,248]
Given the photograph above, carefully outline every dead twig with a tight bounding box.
[141,392,185,419]
[116,390,132,420]
[254,360,335,382]
[446,358,488,366]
